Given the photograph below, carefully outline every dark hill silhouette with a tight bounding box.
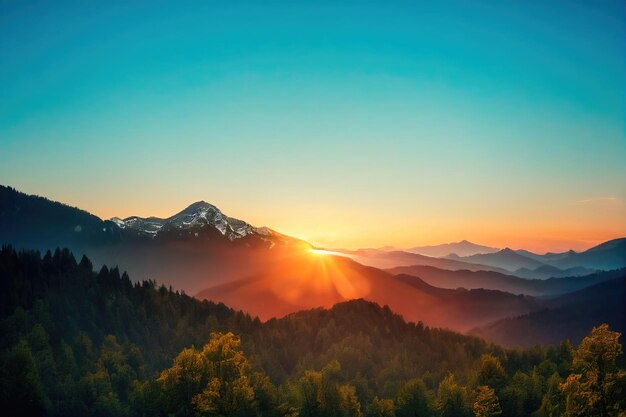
[473,274,626,347]
[513,264,594,279]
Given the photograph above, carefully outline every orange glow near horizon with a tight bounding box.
[9,183,626,255]
[263,248,371,305]
[309,248,350,257]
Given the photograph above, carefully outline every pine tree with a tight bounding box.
[473,385,502,417]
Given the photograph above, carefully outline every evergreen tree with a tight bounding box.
[473,386,502,417]
[395,378,433,417]
[436,374,470,417]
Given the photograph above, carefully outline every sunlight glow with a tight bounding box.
[309,248,347,257]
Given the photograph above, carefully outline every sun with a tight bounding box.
[309,248,347,257]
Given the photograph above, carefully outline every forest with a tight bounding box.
[1,245,625,417]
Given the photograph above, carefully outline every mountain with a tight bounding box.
[513,240,626,271]
[196,253,541,332]
[407,240,499,257]
[513,264,595,280]
[0,185,308,294]
[386,264,625,296]
[548,238,626,270]
[111,200,267,241]
[0,185,288,249]
[514,249,573,263]
[392,273,542,328]
[0,185,122,250]
[334,248,511,273]
[446,248,547,272]
[430,240,624,278]
[474,274,626,347]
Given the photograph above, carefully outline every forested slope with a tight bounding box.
[1,246,624,417]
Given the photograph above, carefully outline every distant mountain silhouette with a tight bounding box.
[334,248,512,273]
[513,264,595,280]
[513,241,626,271]
[445,248,546,272]
[407,240,499,257]
[387,264,624,296]
[514,249,572,263]
[548,238,626,270]
[473,274,626,347]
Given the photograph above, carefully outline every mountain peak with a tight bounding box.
[177,200,218,215]
[107,200,259,241]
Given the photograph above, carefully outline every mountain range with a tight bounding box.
[406,239,499,257]
[386,265,625,296]
[334,248,513,274]
[1,184,625,345]
[446,242,626,274]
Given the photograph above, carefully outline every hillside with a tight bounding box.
[2,246,625,417]
[387,265,625,296]
[474,276,626,347]
[196,254,541,332]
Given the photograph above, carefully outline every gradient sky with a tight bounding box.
[1,1,625,252]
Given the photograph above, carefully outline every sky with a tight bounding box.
[1,0,625,252]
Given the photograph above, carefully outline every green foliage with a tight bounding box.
[436,374,470,417]
[158,332,255,416]
[366,397,395,417]
[477,354,507,391]
[0,340,47,417]
[560,324,625,417]
[537,372,563,417]
[473,385,502,417]
[395,378,434,417]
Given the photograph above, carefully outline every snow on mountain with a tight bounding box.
[110,201,267,241]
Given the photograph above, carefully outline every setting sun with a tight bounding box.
[309,248,348,257]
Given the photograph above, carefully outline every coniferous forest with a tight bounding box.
[1,246,624,417]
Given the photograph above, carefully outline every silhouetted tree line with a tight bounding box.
[0,246,625,417]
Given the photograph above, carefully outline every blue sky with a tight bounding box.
[1,1,625,251]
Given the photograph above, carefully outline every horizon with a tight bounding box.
[2,1,625,253]
[3,182,623,254]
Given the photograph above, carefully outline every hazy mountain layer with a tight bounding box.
[407,239,499,257]
[387,265,623,296]
[451,241,626,273]
[473,275,626,347]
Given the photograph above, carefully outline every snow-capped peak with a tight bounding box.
[108,201,260,241]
